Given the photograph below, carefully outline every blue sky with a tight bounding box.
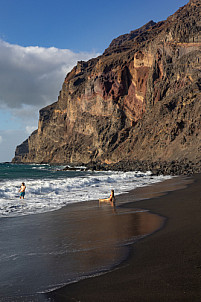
[0,0,188,162]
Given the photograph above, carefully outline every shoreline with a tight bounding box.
[7,158,201,176]
[0,173,171,301]
[0,163,172,218]
[47,173,201,302]
[62,159,201,175]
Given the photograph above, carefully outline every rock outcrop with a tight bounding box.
[13,0,201,170]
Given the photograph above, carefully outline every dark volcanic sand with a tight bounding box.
[47,174,201,302]
[0,181,165,302]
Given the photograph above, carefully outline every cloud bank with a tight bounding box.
[0,40,99,109]
[0,40,99,161]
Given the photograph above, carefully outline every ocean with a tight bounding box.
[0,163,171,301]
[0,163,171,218]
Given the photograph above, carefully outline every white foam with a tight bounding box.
[0,170,171,218]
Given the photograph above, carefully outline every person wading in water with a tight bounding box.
[19,182,26,199]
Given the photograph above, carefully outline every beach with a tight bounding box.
[0,170,200,301]
[47,174,201,302]
[0,165,169,302]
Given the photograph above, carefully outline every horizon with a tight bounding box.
[0,0,188,162]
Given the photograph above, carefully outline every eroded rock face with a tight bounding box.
[13,0,201,165]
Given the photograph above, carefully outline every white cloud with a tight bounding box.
[0,41,100,162]
[0,40,99,109]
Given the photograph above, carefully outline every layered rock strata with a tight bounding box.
[13,0,201,169]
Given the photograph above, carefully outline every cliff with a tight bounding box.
[13,0,201,167]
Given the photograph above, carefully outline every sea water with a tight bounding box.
[0,163,171,218]
[0,162,171,301]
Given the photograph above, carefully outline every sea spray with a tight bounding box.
[0,163,171,217]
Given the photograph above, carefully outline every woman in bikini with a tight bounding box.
[99,189,115,206]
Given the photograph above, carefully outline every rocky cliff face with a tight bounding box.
[13,0,201,166]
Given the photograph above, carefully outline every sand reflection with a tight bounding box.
[65,202,164,274]
[0,200,164,298]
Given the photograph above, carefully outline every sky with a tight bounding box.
[0,0,188,162]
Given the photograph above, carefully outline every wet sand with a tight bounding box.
[0,183,164,301]
[47,174,201,302]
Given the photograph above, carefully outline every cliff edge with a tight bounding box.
[13,0,201,167]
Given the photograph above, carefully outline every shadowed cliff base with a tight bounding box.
[62,159,201,175]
